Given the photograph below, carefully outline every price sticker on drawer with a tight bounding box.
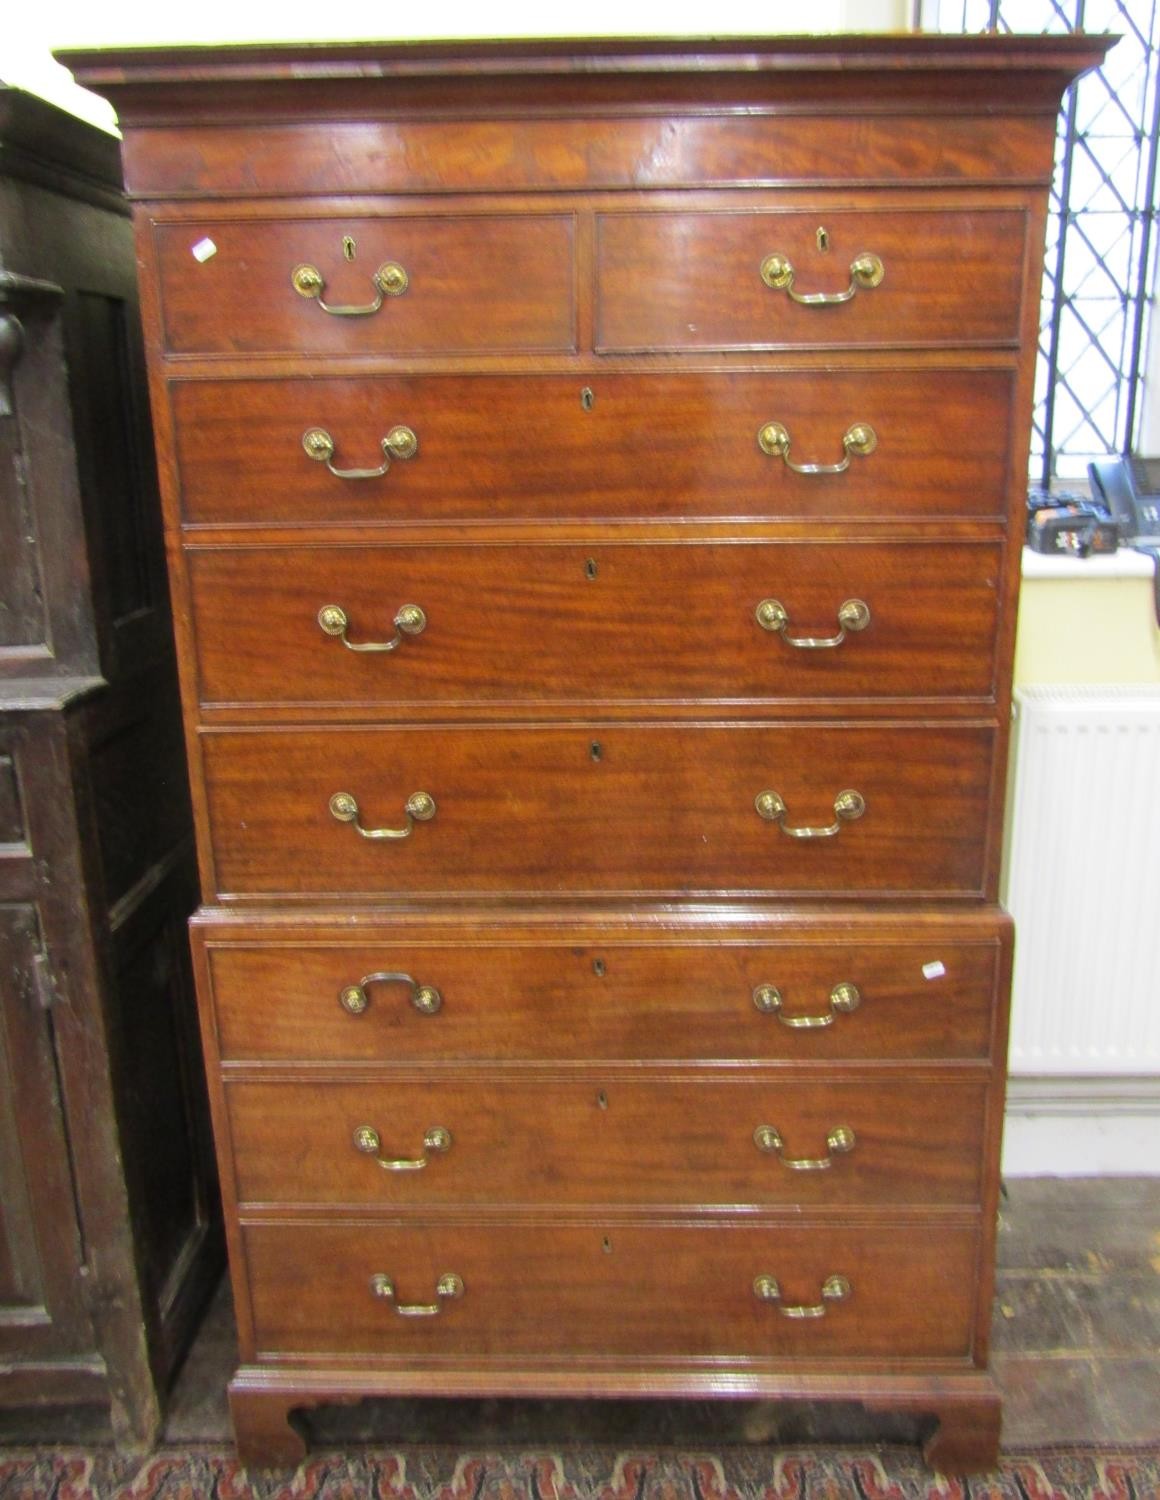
[190,237,217,263]
[922,960,947,980]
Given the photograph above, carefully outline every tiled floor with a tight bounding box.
[158,1176,1160,1451]
[989,1176,1160,1446]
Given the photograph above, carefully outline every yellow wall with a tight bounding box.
[1014,556,1160,686]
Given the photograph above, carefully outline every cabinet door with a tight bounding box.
[0,905,95,1363]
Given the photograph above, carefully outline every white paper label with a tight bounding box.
[191,237,217,263]
[922,960,947,980]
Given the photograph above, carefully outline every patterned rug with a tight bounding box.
[0,1446,1158,1500]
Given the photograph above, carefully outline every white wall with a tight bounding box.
[6,0,912,133]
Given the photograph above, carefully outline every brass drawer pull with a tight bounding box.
[318,603,427,653]
[753,1273,851,1319]
[340,971,442,1017]
[758,421,877,475]
[753,1123,855,1170]
[370,1271,463,1316]
[754,789,865,838]
[329,790,436,840]
[760,250,883,305]
[354,1123,451,1170]
[302,425,418,479]
[291,260,408,316]
[756,597,870,648]
[752,981,861,1028]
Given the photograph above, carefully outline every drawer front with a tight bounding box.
[596,208,1027,351]
[154,216,575,356]
[188,541,1003,712]
[201,724,995,899]
[226,1074,988,1208]
[120,116,1054,199]
[171,370,1014,525]
[243,1217,980,1360]
[206,938,1001,1064]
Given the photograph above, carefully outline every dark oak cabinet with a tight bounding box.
[0,87,221,1446]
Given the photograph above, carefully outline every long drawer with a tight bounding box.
[188,540,1003,712]
[242,1216,981,1360]
[596,207,1027,350]
[203,935,1002,1064]
[170,370,1015,526]
[154,214,576,356]
[225,1073,988,1208]
[200,724,996,899]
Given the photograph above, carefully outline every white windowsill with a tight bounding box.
[1022,546,1155,580]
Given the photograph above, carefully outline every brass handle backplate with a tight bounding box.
[756,597,870,649]
[329,790,436,839]
[753,981,861,1029]
[291,260,408,316]
[302,425,417,479]
[340,971,443,1017]
[318,603,427,653]
[760,250,884,305]
[753,1123,856,1170]
[753,1273,851,1319]
[754,789,865,839]
[370,1271,463,1316]
[353,1123,452,1171]
[758,421,877,476]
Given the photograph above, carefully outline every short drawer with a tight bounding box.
[200,723,996,900]
[242,1216,981,1361]
[153,215,575,356]
[187,540,1003,713]
[203,931,1003,1064]
[225,1072,988,1209]
[170,370,1015,525]
[596,207,1027,351]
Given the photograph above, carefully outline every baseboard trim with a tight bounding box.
[1002,1074,1160,1176]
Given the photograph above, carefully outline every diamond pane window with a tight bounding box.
[922,0,1160,483]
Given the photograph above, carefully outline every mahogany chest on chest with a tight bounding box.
[64,34,1108,1471]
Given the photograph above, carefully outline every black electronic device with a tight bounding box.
[1026,489,1118,558]
[1088,455,1160,623]
[1088,455,1160,541]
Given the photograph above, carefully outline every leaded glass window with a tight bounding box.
[922,0,1160,483]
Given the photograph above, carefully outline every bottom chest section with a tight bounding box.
[197,909,1008,1376]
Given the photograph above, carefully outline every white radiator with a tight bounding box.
[1003,685,1160,1075]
